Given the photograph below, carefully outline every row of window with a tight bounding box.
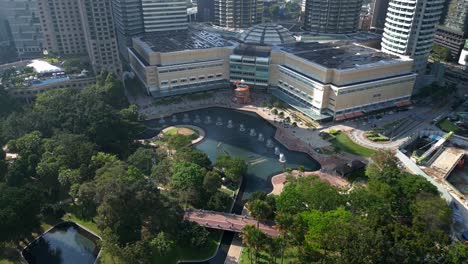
[158,62,223,73]
[160,73,223,86]
[335,77,414,95]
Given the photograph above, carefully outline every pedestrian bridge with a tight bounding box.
[184,209,279,237]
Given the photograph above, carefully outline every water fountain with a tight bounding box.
[249,128,256,137]
[171,115,177,122]
[194,114,201,123]
[266,139,274,148]
[159,117,165,124]
[258,133,264,142]
[216,117,223,126]
[183,113,190,123]
[279,153,287,163]
[204,116,212,124]
[239,124,246,132]
[227,120,234,128]
[274,147,280,155]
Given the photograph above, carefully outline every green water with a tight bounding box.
[145,107,320,198]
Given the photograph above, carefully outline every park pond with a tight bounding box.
[143,107,321,199]
[22,222,100,264]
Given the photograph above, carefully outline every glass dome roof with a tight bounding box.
[237,24,296,46]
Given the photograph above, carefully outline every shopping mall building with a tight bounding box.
[128,24,416,121]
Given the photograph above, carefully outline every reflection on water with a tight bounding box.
[143,107,320,199]
[22,222,100,264]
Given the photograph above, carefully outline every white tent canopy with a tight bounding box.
[27,59,63,74]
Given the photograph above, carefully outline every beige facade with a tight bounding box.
[129,37,416,121]
[129,37,233,97]
[37,0,87,55]
[8,77,96,101]
[78,0,122,76]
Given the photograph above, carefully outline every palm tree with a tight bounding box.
[241,225,267,264]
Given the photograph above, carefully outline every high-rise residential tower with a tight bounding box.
[111,0,144,59]
[197,0,215,22]
[433,0,468,60]
[370,0,390,32]
[381,0,445,73]
[37,0,87,55]
[303,0,363,34]
[214,0,263,29]
[78,0,122,75]
[0,0,43,58]
[142,0,188,33]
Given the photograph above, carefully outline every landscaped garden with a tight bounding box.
[329,131,376,157]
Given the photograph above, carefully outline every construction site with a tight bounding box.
[400,129,468,233]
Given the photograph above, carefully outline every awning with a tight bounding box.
[396,100,412,107]
[335,111,364,121]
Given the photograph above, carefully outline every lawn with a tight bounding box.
[239,246,298,264]
[437,119,468,137]
[330,132,376,157]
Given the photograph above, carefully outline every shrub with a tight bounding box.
[329,129,340,136]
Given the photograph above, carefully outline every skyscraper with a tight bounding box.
[111,0,144,59]
[0,0,43,58]
[303,0,362,34]
[381,0,445,73]
[197,0,215,22]
[214,0,263,29]
[370,0,390,32]
[37,0,87,55]
[142,0,188,32]
[433,0,468,60]
[78,0,122,75]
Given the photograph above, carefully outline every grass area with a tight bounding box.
[164,127,197,137]
[437,119,468,137]
[330,132,376,157]
[156,231,221,264]
[239,246,298,264]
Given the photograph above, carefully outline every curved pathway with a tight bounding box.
[270,169,350,195]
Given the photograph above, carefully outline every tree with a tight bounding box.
[150,232,174,256]
[432,44,452,61]
[127,147,158,175]
[178,222,210,247]
[241,225,268,264]
[276,176,343,215]
[411,193,451,233]
[214,154,247,183]
[151,158,173,185]
[0,148,7,181]
[203,171,222,194]
[0,184,43,243]
[170,162,205,206]
[248,199,274,227]
[174,147,211,168]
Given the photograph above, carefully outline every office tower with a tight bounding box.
[37,0,87,55]
[303,0,363,34]
[111,0,144,59]
[370,0,390,32]
[433,0,468,60]
[142,0,188,32]
[78,0,122,75]
[0,0,43,58]
[381,0,445,73]
[197,0,215,22]
[0,19,18,64]
[214,0,264,29]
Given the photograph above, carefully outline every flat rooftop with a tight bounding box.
[140,29,234,53]
[279,42,402,70]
